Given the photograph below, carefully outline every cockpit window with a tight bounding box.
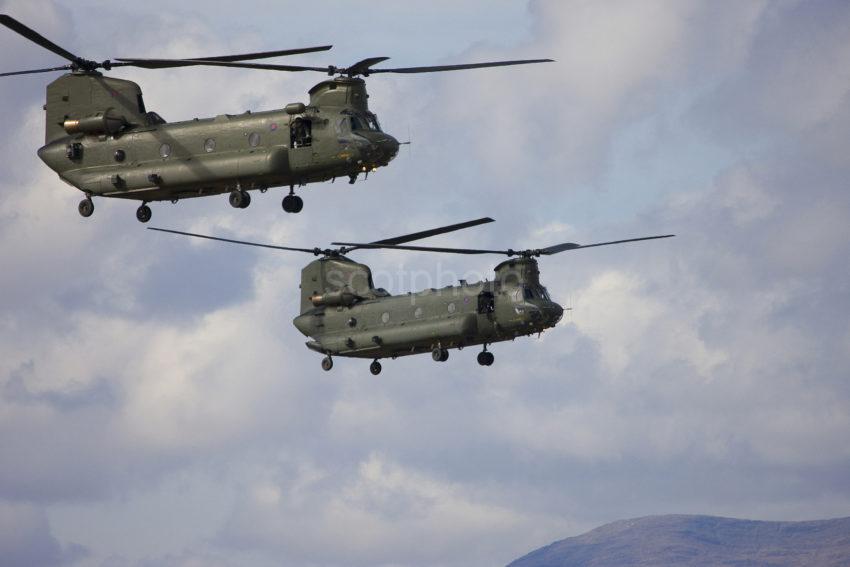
[349,113,382,132]
[366,114,381,131]
[522,286,550,301]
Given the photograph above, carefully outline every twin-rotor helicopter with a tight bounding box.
[5,14,676,374]
[1,14,552,222]
[150,219,674,375]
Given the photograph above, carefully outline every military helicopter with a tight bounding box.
[149,219,673,375]
[1,14,552,222]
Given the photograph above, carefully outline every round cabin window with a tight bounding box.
[414,307,423,319]
[381,312,390,324]
[248,132,261,147]
[347,317,357,328]
[114,149,126,162]
[159,143,171,158]
[204,138,216,153]
[448,302,456,314]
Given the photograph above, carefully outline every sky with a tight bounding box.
[0,0,849,566]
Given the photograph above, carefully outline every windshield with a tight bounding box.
[522,286,551,301]
[366,113,382,131]
[350,113,382,132]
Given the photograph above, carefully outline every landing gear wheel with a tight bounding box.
[369,360,382,375]
[477,351,495,366]
[78,197,94,218]
[290,195,303,213]
[283,194,304,213]
[136,204,152,223]
[321,356,333,371]
[432,348,449,362]
[229,190,250,209]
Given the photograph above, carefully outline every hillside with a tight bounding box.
[508,514,850,567]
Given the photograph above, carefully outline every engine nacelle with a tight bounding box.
[311,290,359,307]
[63,109,127,136]
[285,103,306,115]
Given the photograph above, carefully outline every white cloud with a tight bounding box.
[1,1,850,566]
[0,501,85,566]
[217,453,551,567]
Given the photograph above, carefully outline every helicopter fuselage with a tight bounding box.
[293,256,564,362]
[36,74,399,211]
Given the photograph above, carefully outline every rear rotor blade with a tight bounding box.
[368,58,554,74]
[148,227,323,255]
[344,56,390,76]
[116,58,329,72]
[116,45,332,69]
[334,234,675,257]
[540,234,675,255]
[332,242,510,255]
[117,56,554,76]
[192,45,332,62]
[0,64,72,77]
[0,14,81,63]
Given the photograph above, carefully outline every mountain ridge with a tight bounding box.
[507,514,850,567]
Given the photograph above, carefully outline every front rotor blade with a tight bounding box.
[540,234,675,255]
[116,57,329,72]
[0,14,81,63]
[371,217,495,246]
[0,64,72,77]
[368,58,554,74]
[148,227,322,254]
[331,242,510,255]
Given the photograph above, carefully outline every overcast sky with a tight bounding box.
[1,1,849,566]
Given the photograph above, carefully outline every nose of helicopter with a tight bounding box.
[373,134,399,165]
[545,303,564,326]
[349,134,399,172]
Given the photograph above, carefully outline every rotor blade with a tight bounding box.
[540,234,675,255]
[147,227,322,254]
[367,58,554,74]
[0,14,81,63]
[371,217,495,245]
[192,45,332,62]
[0,64,72,77]
[333,234,676,256]
[344,56,390,76]
[115,45,332,69]
[331,242,510,255]
[116,57,329,72]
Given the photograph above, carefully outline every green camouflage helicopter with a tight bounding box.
[1,15,552,222]
[149,219,673,374]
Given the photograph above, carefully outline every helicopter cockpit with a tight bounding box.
[511,284,562,328]
[349,112,382,132]
[334,109,399,170]
[339,110,382,134]
[521,285,552,302]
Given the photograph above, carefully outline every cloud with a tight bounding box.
[0,502,86,567]
[1,1,850,566]
[215,453,540,566]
